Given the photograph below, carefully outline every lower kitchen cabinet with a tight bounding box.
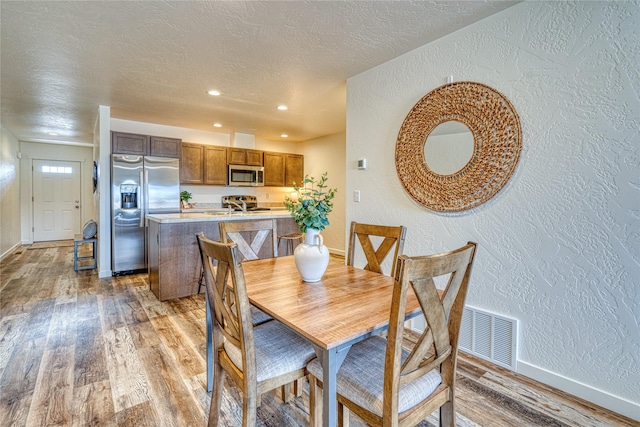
[148,216,298,301]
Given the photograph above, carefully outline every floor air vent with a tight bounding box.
[459,306,518,371]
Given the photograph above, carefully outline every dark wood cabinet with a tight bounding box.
[112,131,181,158]
[149,136,181,158]
[204,146,228,185]
[111,132,148,155]
[180,143,228,185]
[228,148,263,166]
[180,143,204,184]
[148,216,298,301]
[181,143,301,187]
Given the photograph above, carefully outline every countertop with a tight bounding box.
[147,210,292,224]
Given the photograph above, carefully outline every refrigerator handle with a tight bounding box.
[139,170,145,227]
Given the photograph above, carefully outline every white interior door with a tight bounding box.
[33,159,81,241]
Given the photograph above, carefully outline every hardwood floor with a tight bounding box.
[0,243,636,426]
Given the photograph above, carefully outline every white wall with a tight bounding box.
[96,106,112,277]
[0,126,21,259]
[300,132,346,254]
[18,141,95,244]
[347,1,639,420]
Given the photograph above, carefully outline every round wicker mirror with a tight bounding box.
[395,81,522,212]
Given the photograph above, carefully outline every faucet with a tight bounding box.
[227,200,246,212]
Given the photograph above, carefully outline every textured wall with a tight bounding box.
[0,126,21,257]
[346,0,639,413]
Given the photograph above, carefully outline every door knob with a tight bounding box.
[75,205,80,209]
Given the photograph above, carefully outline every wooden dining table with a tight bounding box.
[241,255,422,427]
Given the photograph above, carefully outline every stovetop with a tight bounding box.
[221,195,270,211]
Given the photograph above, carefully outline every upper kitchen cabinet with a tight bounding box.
[204,145,228,185]
[112,132,148,155]
[285,154,304,187]
[228,148,263,166]
[180,143,204,184]
[264,151,285,186]
[111,131,181,158]
[180,143,228,185]
[150,136,181,158]
[264,152,304,187]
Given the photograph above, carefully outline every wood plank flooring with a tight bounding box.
[0,244,636,426]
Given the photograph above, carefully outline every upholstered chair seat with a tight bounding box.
[307,336,442,416]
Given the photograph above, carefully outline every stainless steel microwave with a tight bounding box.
[228,164,265,186]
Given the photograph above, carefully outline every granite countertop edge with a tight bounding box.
[147,210,292,224]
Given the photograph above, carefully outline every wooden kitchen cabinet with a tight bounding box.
[180,143,228,185]
[180,143,204,184]
[149,136,181,158]
[264,151,304,187]
[204,145,228,185]
[112,131,181,157]
[112,131,148,155]
[228,148,263,166]
[285,153,304,187]
[264,151,285,186]
[148,216,298,301]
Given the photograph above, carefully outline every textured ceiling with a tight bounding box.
[1,1,517,144]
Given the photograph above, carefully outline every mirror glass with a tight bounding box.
[423,121,474,175]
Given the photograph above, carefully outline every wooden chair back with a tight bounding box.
[219,219,278,261]
[383,241,477,426]
[347,221,407,277]
[197,233,314,426]
[196,235,258,398]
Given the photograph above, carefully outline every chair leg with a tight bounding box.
[206,300,213,392]
[309,376,323,427]
[243,387,258,427]
[208,364,225,426]
[440,401,455,427]
[338,402,349,427]
[281,382,292,402]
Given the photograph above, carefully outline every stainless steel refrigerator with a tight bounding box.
[111,154,180,275]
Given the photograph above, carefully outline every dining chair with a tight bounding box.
[197,228,274,394]
[219,218,278,261]
[197,234,316,427]
[307,242,477,427]
[217,219,276,325]
[347,221,407,278]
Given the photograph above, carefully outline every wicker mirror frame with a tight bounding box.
[395,81,522,212]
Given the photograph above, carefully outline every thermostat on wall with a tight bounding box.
[357,158,367,170]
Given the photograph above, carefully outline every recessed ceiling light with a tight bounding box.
[281,134,288,138]
[208,90,221,96]
[48,132,59,136]
[213,123,222,127]
[277,105,288,111]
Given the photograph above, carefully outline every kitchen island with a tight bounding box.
[146,210,298,301]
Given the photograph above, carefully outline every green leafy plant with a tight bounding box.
[180,190,192,202]
[284,172,337,233]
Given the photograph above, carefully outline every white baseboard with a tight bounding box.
[518,360,640,421]
[328,247,345,257]
[0,242,23,261]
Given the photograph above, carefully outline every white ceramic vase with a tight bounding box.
[294,228,330,282]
